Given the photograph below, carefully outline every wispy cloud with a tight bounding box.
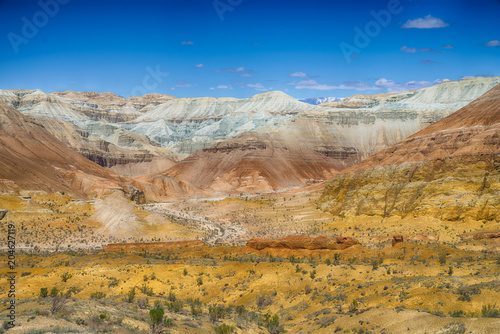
[288,72,317,78]
[374,78,449,92]
[402,15,449,29]
[216,85,232,89]
[181,41,194,45]
[175,80,197,88]
[226,67,254,73]
[287,80,379,91]
[441,45,454,49]
[247,83,268,91]
[401,46,441,53]
[485,40,500,47]
[420,59,436,64]
[194,64,204,68]
[239,73,253,78]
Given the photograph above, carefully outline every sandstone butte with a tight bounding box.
[246,235,360,251]
[104,240,206,252]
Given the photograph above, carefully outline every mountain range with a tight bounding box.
[0,76,499,196]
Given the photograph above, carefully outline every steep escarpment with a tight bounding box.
[318,83,500,221]
[126,91,320,155]
[31,116,180,176]
[0,101,135,198]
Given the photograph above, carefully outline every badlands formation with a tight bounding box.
[0,76,498,191]
[0,77,499,333]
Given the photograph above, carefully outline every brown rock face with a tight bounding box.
[345,84,500,171]
[105,240,206,252]
[162,131,354,192]
[392,235,404,246]
[246,235,360,251]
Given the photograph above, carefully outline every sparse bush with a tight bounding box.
[196,277,203,286]
[149,307,164,334]
[214,323,236,334]
[316,315,337,328]
[259,313,285,334]
[164,318,175,327]
[126,287,135,303]
[209,305,230,323]
[39,288,48,298]
[165,300,183,313]
[449,310,465,317]
[90,291,106,299]
[438,321,466,334]
[304,285,312,295]
[439,253,447,265]
[481,304,499,318]
[139,284,154,296]
[348,300,359,313]
[61,272,73,282]
[256,293,275,309]
[310,270,316,279]
[191,304,202,317]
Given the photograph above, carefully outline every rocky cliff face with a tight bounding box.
[126,91,319,155]
[318,83,500,221]
[0,89,180,176]
[31,116,180,176]
[2,76,498,186]
[0,101,134,198]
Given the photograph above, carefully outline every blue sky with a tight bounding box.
[0,0,499,99]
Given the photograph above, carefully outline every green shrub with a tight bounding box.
[149,308,164,333]
[214,323,235,334]
[481,304,499,318]
[90,291,106,299]
[40,288,48,298]
[61,272,73,282]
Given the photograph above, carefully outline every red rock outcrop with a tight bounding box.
[472,232,500,240]
[105,240,206,252]
[246,235,360,251]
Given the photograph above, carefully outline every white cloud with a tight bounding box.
[402,15,449,29]
[216,85,232,89]
[181,41,194,45]
[175,80,196,88]
[287,80,379,91]
[247,83,268,91]
[485,40,500,47]
[401,46,441,53]
[227,67,253,72]
[401,46,417,53]
[441,45,454,49]
[239,73,253,77]
[195,64,204,68]
[288,72,310,78]
[374,78,449,92]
